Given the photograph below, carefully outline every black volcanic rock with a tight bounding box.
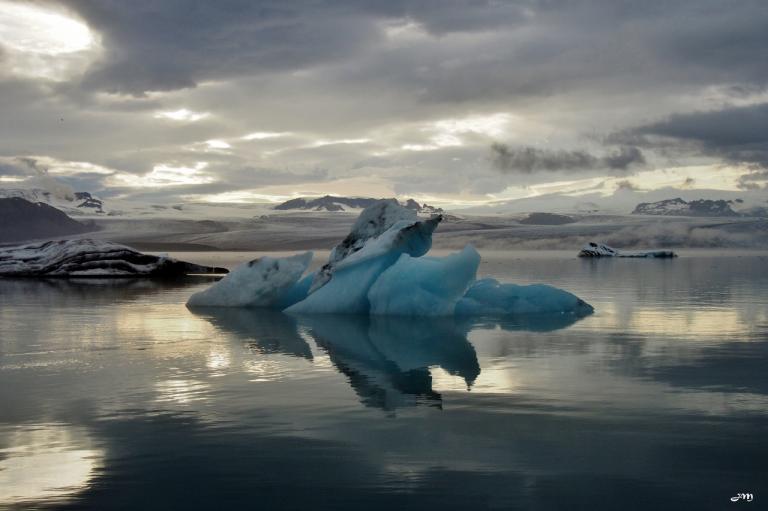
[0,197,95,243]
[519,212,576,225]
[632,198,739,217]
[274,195,443,214]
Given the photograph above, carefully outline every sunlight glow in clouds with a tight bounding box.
[111,162,213,188]
[153,109,210,122]
[308,138,371,148]
[0,2,92,54]
[241,132,292,141]
[0,1,98,80]
[205,140,232,150]
[403,113,514,151]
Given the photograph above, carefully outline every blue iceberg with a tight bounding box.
[187,200,594,318]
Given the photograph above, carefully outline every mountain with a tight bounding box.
[0,197,95,243]
[0,188,107,215]
[632,198,740,217]
[274,195,443,214]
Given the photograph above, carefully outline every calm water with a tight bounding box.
[0,251,766,510]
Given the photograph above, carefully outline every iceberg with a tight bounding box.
[0,239,228,277]
[578,242,677,258]
[187,252,312,308]
[187,199,594,318]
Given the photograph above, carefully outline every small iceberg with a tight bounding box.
[578,242,677,258]
[188,200,594,317]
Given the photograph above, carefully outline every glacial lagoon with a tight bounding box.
[1,250,766,510]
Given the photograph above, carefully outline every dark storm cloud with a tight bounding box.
[490,143,645,174]
[624,102,768,168]
[737,170,768,191]
[56,0,768,98]
[603,146,646,171]
[61,0,386,95]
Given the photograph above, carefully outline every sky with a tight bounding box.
[0,0,767,208]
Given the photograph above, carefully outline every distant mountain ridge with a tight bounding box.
[0,197,95,243]
[632,198,743,217]
[274,195,444,214]
[0,188,106,215]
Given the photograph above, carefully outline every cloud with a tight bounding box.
[624,102,768,168]
[603,146,646,170]
[737,169,768,190]
[615,179,639,192]
[1,1,767,205]
[0,156,75,200]
[490,143,645,174]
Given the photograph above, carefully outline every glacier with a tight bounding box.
[187,200,594,318]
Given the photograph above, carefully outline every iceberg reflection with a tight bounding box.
[193,308,313,360]
[297,315,480,410]
[189,308,587,410]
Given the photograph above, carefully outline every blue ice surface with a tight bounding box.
[285,218,437,314]
[368,245,480,316]
[285,254,396,314]
[455,277,594,316]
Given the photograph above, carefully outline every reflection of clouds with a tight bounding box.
[155,379,210,404]
[589,303,761,341]
[0,424,103,506]
[243,359,294,383]
[206,347,231,373]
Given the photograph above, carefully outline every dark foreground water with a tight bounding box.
[0,251,766,510]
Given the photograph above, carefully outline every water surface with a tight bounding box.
[1,251,766,510]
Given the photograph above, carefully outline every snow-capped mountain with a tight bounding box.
[274,195,443,214]
[632,198,742,217]
[0,188,107,216]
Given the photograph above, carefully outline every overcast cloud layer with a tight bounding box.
[0,0,767,206]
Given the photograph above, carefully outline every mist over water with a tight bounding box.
[1,252,766,510]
